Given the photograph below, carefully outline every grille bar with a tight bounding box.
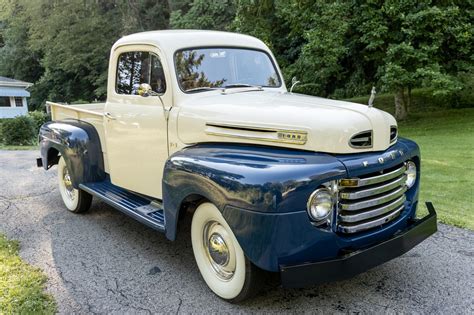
[340,175,406,200]
[356,164,407,187]
[339,185,407,211]
[339,195,406,223]
[337,205,404,234]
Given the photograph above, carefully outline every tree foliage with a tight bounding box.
[0,0,169,109]
[170,0,236,30]
[0,0,472,118]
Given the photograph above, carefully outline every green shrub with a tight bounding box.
[29,110,50,134]
[0,116,36,145]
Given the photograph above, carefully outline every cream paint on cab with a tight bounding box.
[103,44,173,199]
[48,30,398,200]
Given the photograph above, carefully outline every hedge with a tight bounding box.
[0,111,50,146]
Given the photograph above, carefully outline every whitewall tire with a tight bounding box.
[191,202,263,302]
[57,156,92,213]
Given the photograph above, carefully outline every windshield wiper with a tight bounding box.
[224,83,263,90]
[185,87,221,93]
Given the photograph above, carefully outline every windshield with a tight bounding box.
[175,48,281,92]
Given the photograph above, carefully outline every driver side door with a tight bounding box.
[104,45,171,199]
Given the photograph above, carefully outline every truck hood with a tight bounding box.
[176,90,397,153]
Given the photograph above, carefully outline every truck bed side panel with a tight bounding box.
[49,102,108,172]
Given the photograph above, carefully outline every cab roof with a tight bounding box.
[113,30,269,53]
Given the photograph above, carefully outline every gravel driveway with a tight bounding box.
[0,150,473,314]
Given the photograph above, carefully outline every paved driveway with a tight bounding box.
[0,150,473,314]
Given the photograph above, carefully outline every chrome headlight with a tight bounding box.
[405,161,417,188]
[307,188,334,224]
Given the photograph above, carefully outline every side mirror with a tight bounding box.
[138,83,153,97]
[290,76,300,93]
[137,82,169,119]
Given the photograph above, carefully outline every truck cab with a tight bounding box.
[38,30,437,302]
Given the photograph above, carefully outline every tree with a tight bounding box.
[235,0,473,119]
[375,2,473,119]
[170,0,236,30]
[0,1,44,109]
[0,0,171,107]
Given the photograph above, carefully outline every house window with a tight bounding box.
[15,97,23,107]
[116,51,166,95]
[0,97,11,107]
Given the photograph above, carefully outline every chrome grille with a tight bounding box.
[337,163,407,234]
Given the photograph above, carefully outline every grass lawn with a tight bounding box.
[399,109,474,229]
[348,91,473,229]
[0,234,56,314]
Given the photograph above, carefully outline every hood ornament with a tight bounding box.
[368,86,376,108]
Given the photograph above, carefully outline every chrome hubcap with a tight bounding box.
[208,233,230,266]
[62,168,75,200]
[203,221,235,280]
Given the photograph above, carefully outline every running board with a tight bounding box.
[79,180,165,232]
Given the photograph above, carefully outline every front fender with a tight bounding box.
[39,119,105,188]
[162,143,346,240]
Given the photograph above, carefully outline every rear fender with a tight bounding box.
[39,119,105,188]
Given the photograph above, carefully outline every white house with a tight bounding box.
[0,76,33,118]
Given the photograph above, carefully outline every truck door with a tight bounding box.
[104,45,171,199]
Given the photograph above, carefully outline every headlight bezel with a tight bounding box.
[405,160,417,189]
[306,186,335,225]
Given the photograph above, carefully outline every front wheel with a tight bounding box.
[191,202,263,302]
[57,156,92,213]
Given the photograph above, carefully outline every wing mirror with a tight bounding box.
[138,83,156,97]
[137,83,170,120]
[290,76,300,93]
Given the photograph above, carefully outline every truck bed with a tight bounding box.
[47,101,108,171]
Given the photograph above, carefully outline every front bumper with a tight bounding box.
[280,202,437,288]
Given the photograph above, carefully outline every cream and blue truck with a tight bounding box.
[37,30,437,302]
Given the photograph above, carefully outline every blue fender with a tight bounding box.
[161,143,346,237]
[39,119,105,188]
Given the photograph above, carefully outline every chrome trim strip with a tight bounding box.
[356,164,407,187]
[205,122,308,145]
[338,205,403,233]
[338,195,406,223]
[340,175,407,200]
[339,185,407,211]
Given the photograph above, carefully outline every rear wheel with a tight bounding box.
[191,202,263,302]
[57,156,92,213]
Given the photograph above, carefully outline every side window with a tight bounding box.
[0,97,10,107]
[116,51,166,95]
[15,97,23,107]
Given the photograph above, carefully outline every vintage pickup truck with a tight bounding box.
[37,30,437,302]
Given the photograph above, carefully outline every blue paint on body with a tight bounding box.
[163,139,420,272]
[39,119,105,187]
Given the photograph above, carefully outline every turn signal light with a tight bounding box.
[339,179,359,187]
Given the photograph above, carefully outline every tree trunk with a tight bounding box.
[407,87,412,113]
[394,88,408,120]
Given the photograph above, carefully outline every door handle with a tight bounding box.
[104,112,116,120]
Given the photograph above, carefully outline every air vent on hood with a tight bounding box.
[349,130,373,148]
[390,126,398,144]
